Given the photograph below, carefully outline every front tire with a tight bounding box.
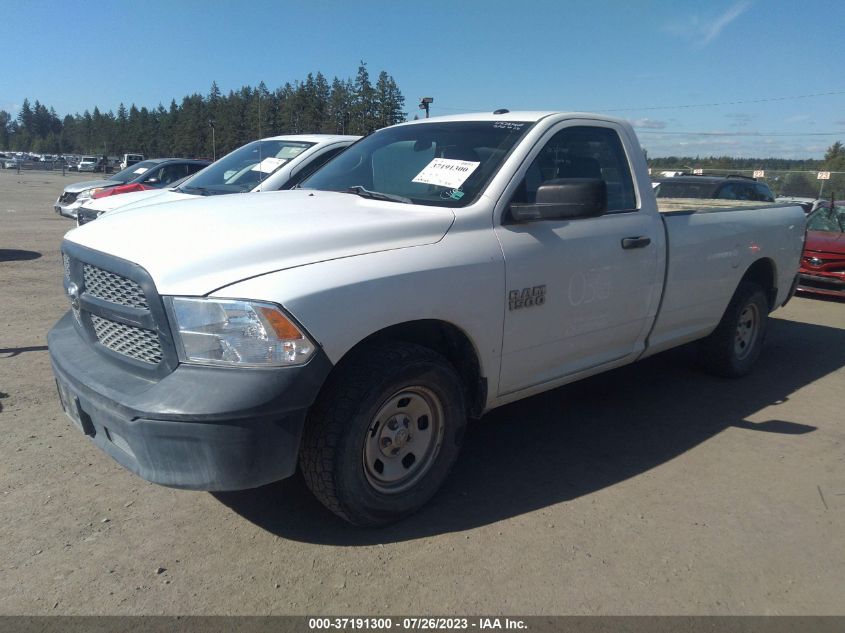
[300,342,466,526]
[699,281,769,378]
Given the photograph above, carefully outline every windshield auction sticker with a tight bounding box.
[412,158,480,189]
[251,157,287,173]
[133,167,148,174]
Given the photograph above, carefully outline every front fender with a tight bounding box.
[210,234,505,399]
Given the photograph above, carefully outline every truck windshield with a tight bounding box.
[807,205,845,233]
[301,121,533,207]
[176,140,315,195]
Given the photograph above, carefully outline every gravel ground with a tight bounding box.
[0,170,843,615]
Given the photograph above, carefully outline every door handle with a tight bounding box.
[621,236,651,249]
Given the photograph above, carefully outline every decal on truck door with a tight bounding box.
[508,285,546,310]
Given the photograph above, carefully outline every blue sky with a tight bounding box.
[2,0,844,158]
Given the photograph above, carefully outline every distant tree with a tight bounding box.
[351,61,377,134]
[328,77,353,134]
[313,72,331,132]
[778,173,817,197]
[375,71,405,128]
[16,98,33,149]
[0,110,10,148]
[115,103,128,153]
[823,141,845,171]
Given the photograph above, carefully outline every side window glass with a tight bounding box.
[737,184,754,201]
[281,147,346,190]
[146,167,165,184]
[158,164,183,185]
[513,126,636,212]
[717,184,737,200]
[754,183,773,202]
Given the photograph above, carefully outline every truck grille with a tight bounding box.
[90,314,163,365]
[62,245,171,372]
[83,264,149,309]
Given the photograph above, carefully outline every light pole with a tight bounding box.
[419,97,433,118]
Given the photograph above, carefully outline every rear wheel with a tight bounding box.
[699,281,769,378]
[300,342,466,526]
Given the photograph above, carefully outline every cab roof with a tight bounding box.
[261,134,361,143]
[396,111,631,127]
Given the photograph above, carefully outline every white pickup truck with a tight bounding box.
[49,111,805,526]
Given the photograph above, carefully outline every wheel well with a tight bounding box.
[338,320,487,418]
[741,258,777,309]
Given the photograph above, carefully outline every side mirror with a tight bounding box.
[510,178,607,222]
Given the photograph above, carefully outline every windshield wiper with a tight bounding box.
[340,186,413,204]
[178,185,214,196]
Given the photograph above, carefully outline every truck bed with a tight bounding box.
[642,201,806,358]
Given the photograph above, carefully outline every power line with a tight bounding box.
[597,89,845,112]
[436,88,845,115]
[638,130,844,137]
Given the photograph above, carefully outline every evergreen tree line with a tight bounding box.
[647,155,827,171]
[0,63,405,158]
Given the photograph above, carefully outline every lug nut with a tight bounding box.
[387,419,399,430]
[381,437,392,448]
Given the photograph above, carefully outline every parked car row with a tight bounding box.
[71,135,358,224]
[54,158,211,219]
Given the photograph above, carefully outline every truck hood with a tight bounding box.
[64,179,121,193]
[805,230,845,255]
[65,190,455,295]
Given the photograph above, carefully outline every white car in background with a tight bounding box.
[120,153,144,170]
[77,156,100,172]
[76,134,360,225]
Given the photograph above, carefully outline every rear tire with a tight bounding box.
[300,342,466,526]
[699,281,769,378]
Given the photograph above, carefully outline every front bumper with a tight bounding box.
[48,311,332,491]
[55,199,83,219]
[797,271,845,298]
[76,206,101,226]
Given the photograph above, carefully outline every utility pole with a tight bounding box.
[419,97,434,118]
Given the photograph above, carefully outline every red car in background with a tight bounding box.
[797,202,845,298]
[91,158,210,199]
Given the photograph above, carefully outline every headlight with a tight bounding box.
[165,297,315,367]
[77,187,103,200]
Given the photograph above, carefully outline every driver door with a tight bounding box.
[495,122,662,395]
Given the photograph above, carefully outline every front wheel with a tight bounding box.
[699,281,770,378]
[300,342,466,526]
